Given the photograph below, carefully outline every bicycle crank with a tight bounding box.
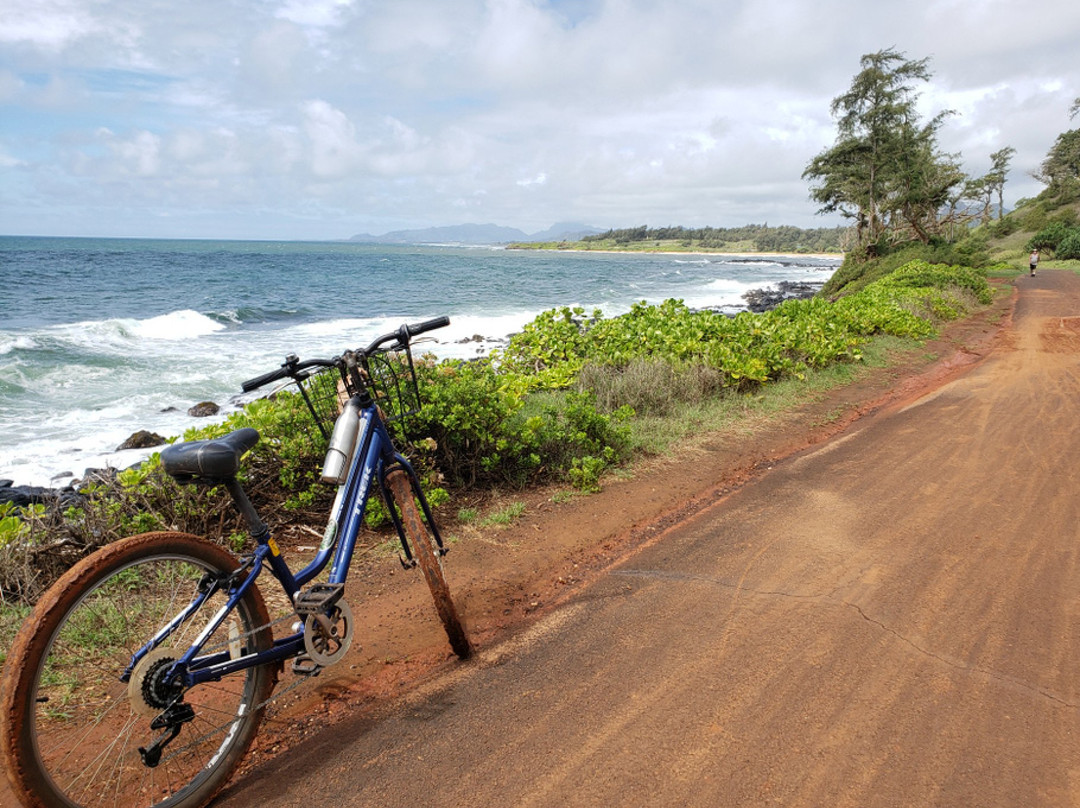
[302,598,354,666]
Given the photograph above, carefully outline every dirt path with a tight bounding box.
[203,271,1080,806]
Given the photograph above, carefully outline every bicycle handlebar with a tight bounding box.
[241,357,336,392]
[362,316,450,355]
[241,316,451,392]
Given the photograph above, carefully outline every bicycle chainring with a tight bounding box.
[302,599,354,667]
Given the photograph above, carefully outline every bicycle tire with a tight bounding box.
[1,532,276,808]
[386,471,472,659]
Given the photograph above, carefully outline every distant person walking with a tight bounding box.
[1030,248,1039,277]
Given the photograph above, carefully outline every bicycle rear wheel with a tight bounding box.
[1,532,276,808]
[386,471,472,659]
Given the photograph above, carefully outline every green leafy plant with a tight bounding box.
[0,502,28,549]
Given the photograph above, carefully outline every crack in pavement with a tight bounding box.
[611,566,1080,710]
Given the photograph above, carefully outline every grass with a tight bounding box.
[457,507,480,523]
[620,333,913,458]
[478,502,526,527]
[0,602,31,666]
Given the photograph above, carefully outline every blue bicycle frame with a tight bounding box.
[123,394,440,688]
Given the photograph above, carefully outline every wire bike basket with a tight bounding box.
[293,345,423,445]
[292,364,353,441]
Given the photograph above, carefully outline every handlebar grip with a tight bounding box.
[406,316,450,336]
[241,367,290,392]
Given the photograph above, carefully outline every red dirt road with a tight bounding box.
[209,270,1080,807]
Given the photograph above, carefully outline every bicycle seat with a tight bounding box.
[161,428,260,482]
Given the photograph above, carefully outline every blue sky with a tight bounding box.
[2,0,1078,240]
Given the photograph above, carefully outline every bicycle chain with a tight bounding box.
[157,610,325,766]
[152,572,357,765]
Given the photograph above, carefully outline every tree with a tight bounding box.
[986,147,1015,220]
[1033,100,1080,195]
[803,49,962,250]
[962,175,992,224]
[1036,129,1080,190]
[892,128,966,241]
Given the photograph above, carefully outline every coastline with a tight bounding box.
[0,276,829,502]
[1,244,840,491]
[506,245,843,261]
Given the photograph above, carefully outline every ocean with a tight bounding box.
[0,236,839,487]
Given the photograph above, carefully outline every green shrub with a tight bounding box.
[1057,230,1080,260]
[578,359,724,415]
[1028,221,1076,253]
[985,217,1020,238]
[820,241,980,298]
[0,503,27,549]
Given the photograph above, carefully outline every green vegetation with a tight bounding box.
[803,49,1018,255]
[510,223,845,254]
[809,72,1080,295]
[477,502,527,527]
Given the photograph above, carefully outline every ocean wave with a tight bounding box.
[209,305,306,326]
[0,335,38,355]
[127,310,227,340]
[725,259,784,269]
[27,310,228,355]
[679,278,759,309]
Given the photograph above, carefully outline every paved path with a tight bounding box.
[218,271,1080,807]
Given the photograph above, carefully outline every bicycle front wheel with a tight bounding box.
[386,471,472,659]
[1,532,276,808]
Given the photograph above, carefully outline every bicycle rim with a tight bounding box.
[2,532,274,808]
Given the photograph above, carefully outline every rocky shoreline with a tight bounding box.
[1,281,824,509]
[739,280,825,313]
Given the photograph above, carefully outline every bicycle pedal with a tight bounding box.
[291,656,323,677]
[294,583,345,616]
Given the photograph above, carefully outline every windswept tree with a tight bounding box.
[803,49,962,252]
[1036,127,1080,192]
[1032,99,1080,194]
[986,146,1016,220]
[963,147,1016,223]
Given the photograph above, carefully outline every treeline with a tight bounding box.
[581,224,847,253]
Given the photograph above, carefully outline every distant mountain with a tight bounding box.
[349,221,603,245]
[527,221,605,242]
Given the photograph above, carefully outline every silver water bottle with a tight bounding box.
[321,399,361,484]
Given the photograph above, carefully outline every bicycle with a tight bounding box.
[1,317,471,808]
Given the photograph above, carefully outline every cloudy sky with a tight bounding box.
[2,0,1078,241]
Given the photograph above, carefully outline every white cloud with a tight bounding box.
[275,0,355,28]
[1,0,1078,237]
[0,0,100,49]
[518,173,548,187]
[0,144,24,168]
[302,99,363,178]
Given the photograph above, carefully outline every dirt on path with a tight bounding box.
[208,270,1080,807]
